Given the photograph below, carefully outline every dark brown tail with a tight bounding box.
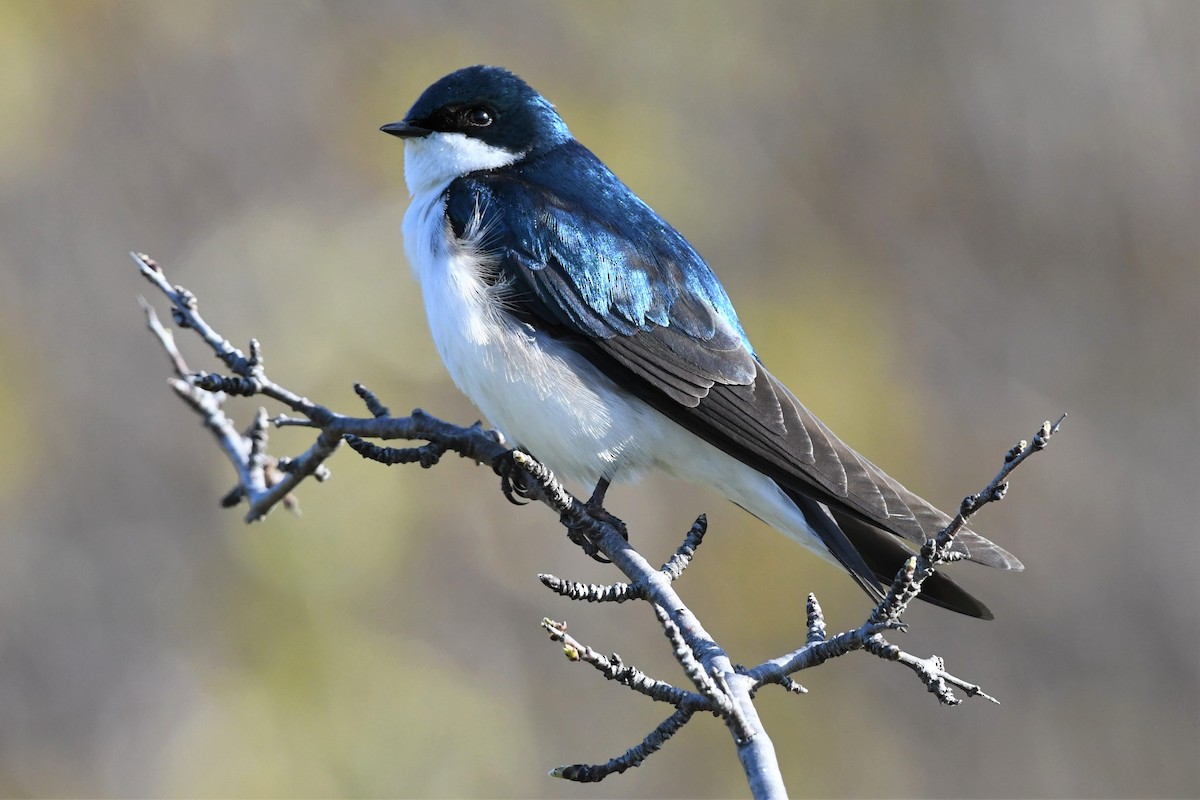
[781,484,995,619]
[828,507,994,619]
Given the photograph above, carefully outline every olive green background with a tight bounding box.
[0,1,1195,797]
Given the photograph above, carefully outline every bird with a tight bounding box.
[381,65,1022,619]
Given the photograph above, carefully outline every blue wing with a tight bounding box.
[444,141,1021,614]
[447,141,765,409]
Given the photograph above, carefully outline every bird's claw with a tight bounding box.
[566,525,612,562]
[493,450,536,505]
[565,489,629,563]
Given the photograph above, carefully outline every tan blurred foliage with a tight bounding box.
[0,1,1195,797]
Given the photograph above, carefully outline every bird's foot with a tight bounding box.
[565,525,610,562]
[493,449,536,505]
[564,478,629,563]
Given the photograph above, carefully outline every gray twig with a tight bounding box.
[136,251,1060,799]
[550,707,696,783]
[659,514,708,581]
[538,574,642,603]
[746,417,1063,705]
[540,618,698,706]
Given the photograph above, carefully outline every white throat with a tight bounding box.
[403,132,524,195]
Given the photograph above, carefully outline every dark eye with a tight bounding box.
[465,107,493,127]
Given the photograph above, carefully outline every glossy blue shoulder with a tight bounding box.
[444,141,754,368]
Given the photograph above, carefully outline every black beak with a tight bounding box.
[380,121,432,139]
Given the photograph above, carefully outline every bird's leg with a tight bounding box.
[586,476,612,509]
[563,477,630,563]
[585,477,630,541]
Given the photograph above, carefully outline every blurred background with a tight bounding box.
[0,1,1196,797]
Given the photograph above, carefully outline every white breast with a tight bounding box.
[403,182,665,487]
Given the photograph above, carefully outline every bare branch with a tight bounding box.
[139,297,192,378]
[550,707,696,783]
[806,593,827,644]
[537,574,642,603]
[747,416,1064,705]
[540,618,699,706]
[135,251,1061,799]
[659,514,708,581]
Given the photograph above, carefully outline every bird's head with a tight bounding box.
[382,65,572,194]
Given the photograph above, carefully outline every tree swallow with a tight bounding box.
[382,66,1022,618]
